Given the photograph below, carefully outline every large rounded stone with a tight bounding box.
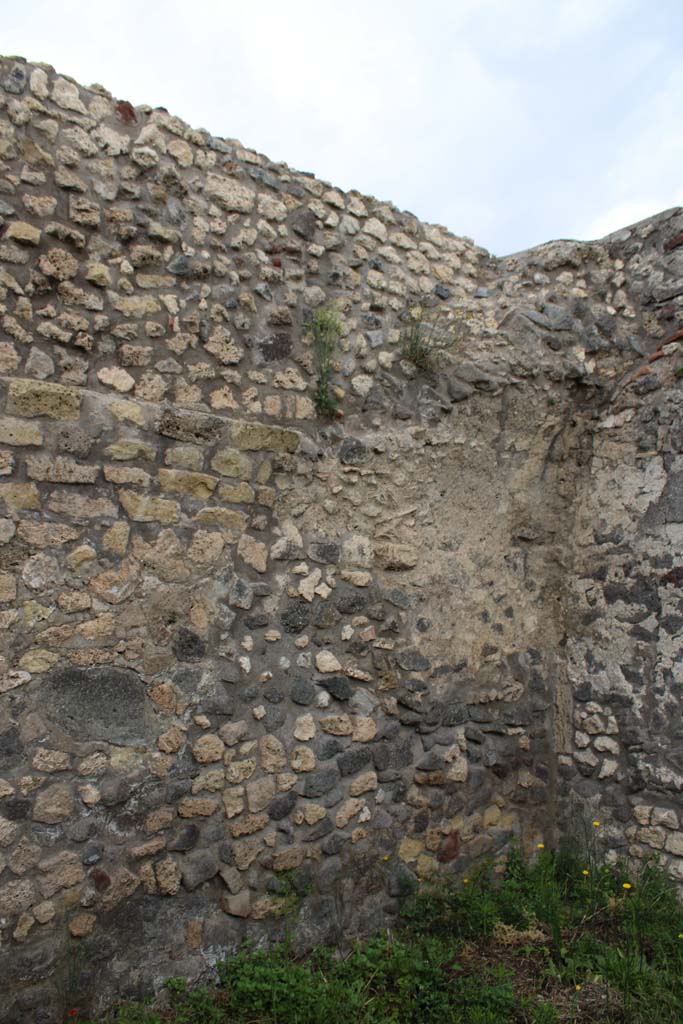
[43,667,157,744]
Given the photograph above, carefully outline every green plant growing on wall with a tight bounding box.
[400,304,469,371]
[269,868,312,919]
[310,306,342,418]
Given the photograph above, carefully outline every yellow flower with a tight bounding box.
[537,843,545,850]
[575,984,582,992]
[463,878,469,885]
[623,882,632,890]
[382,855,390,862]
[582,870,589,876]
[592,820,600,827]
[678,933,683,939]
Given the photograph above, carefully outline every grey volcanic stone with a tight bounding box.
[302,768,339,797]
[168,826,200,852]
[339,437,367,465]
[181,850,219,891]
[268,791,297,820]
[172,627,207,662]
[43,667,156,744]
[321,675,353,701]
[2,63,27,94]
[291,209,317,240]
[0,726,22,771]
[280,602,311,634]
[395,648,431,672]
[317,738,344,761]
[308,540,341,564]
[291,679,316,705]
[100,777,131,807]
[337,748,372,776]
[387,863,418,897]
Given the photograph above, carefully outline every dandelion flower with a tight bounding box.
[575,984,582,992]
[463,878,470,885]
[537,843,545,850]
[592,820,600,827]
[623,882,632,890]
[582,869,589,876]
[382,855,390,862]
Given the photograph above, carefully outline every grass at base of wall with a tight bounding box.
[79,841,683,1024]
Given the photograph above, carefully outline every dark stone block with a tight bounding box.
[172,627,206,662]
[43,667,156,744]
[302,768,339,797]
[0,726,22,771]
[317,857,342,893]
[263,707,287,731]
[268,791,297,820]
[317,737,344,761]
[6,942,58,984]
[181,849,219,891]
[306,817,334,842]
[218,841,234,864]
[387,863,418,897]
[291,209,317,241]
[168,825,200,852]
[258,333,292,363]
[321,675,353,701]
[320,833,344,855]
[1,796,31,821]
[312,603,340,628]
[170,665,203,696]
[280,603,310,634]
[244,613,269,629]
[308,541,341,564]
[371,738,413,771]
[337,747,372,776]
[81,844,103,866]
[291,679,316,705]
[395,648,431,672]
[100,777,131,807]
[166,779,193,802]
[229,578,254,610]
[157,407,223,443]
[334,591,367,615]
[339,437,368,465]
[167,254,192,275]
[2,64,28,95]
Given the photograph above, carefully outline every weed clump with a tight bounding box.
[309,306,342,417]
[400,304,469,371]
[78,838,683,1024]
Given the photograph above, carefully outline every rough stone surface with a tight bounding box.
[0,53,681,1020]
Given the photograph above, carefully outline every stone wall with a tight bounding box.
[0,55,682,1022]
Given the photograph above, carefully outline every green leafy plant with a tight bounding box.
[309,306,342,417]
[399,304,468,371]
[80,837,683,1024]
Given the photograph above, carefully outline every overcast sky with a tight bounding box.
[4,0,682,255]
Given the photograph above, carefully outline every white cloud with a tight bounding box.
[2,0,681,253]
[582,200,674,241]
